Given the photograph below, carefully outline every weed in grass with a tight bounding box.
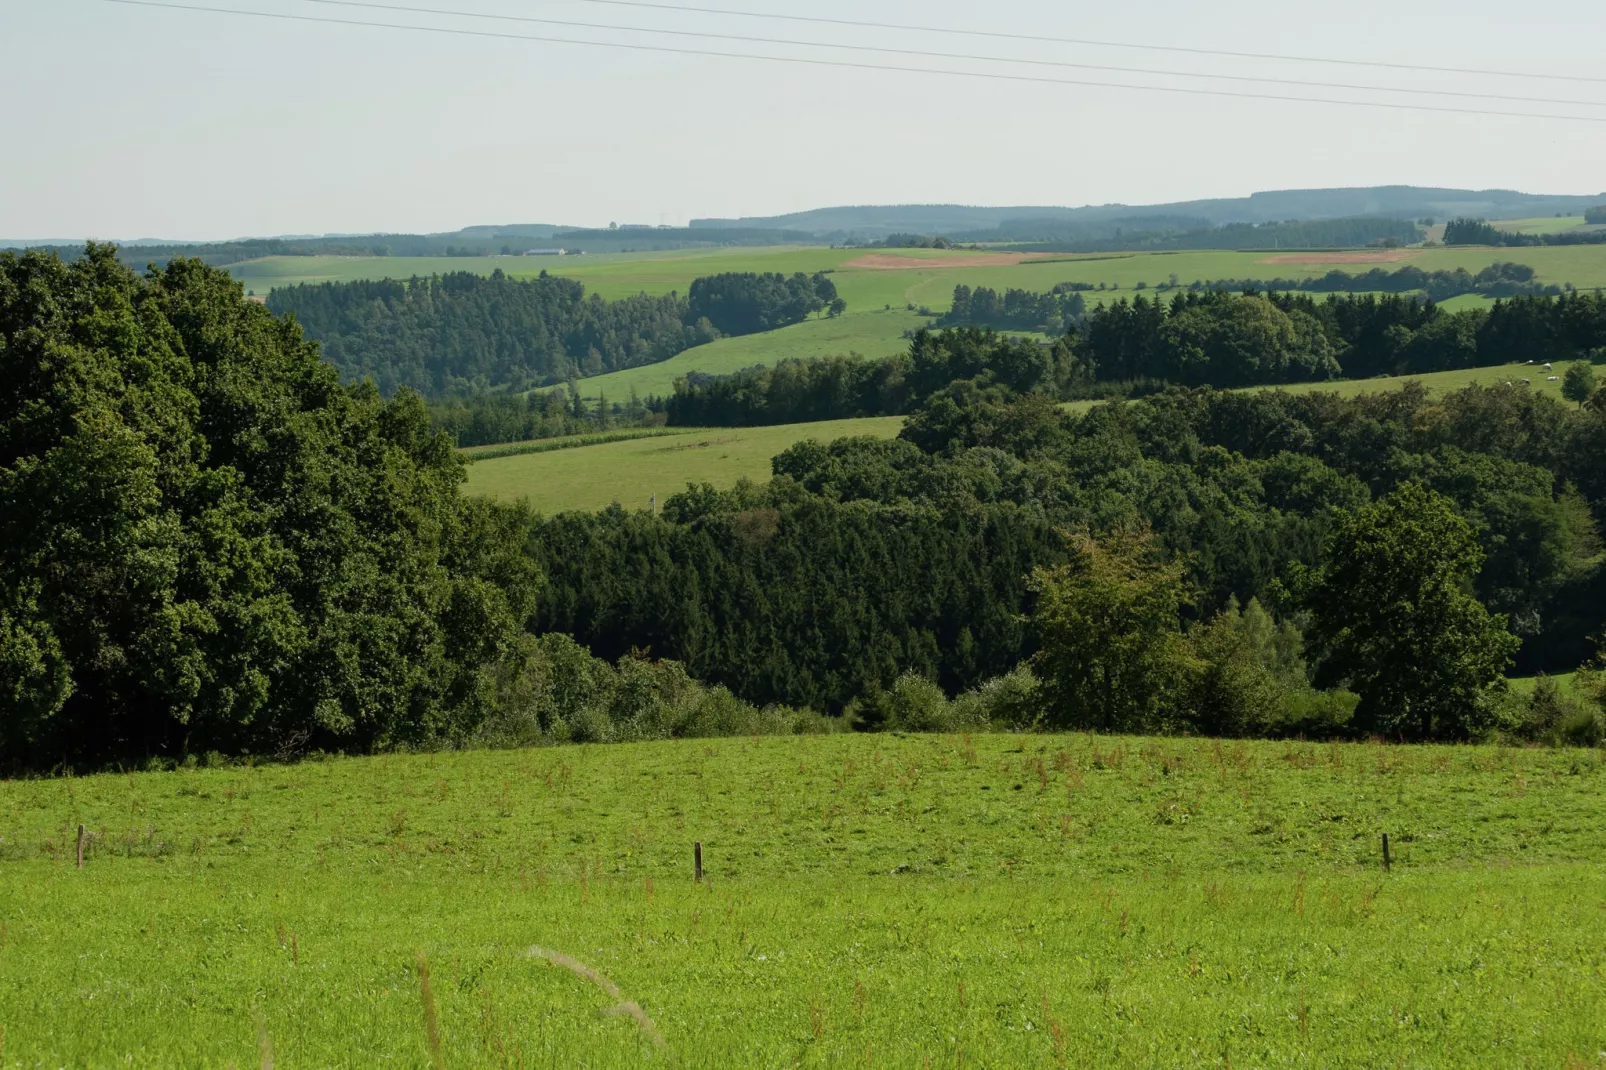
[416,952,445,1070]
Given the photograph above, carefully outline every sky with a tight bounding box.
[2,0,1604,240]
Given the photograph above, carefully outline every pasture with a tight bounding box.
[463,416,904,514]
[1,734,1602,1066]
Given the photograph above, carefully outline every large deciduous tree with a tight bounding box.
[1028,529,1199,732]
[1289,482,1518,740]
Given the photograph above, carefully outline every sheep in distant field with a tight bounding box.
[1547,375,1560,382]
[1522,378,1531,385]
[1545,363,1554,371]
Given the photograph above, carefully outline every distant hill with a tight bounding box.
[692,186,1606,239]
[12,186,1606,262]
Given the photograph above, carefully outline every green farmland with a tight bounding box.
[1,734,1603,1066]
[466,363,1595,514]
[463,416,904,514]
[576,308,928,402]
[1494,216,1606,236]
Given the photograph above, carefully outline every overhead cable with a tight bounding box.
[95,0,1606,124]
[562,0,1606,86]
[298,0,1606,109]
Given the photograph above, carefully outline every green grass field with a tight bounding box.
[463,416,904,514]
[1493,216,1605,236]
[1245,358,1591,403]
[2,733,1603,1066]
[231,244,1606,302]
[577,309,928,402]
[1509,672,1584,698]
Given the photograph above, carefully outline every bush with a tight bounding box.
[1513,674,1580,741]
[952,665,1043,730]
[474,634,835,746]
[849,667,1041,734]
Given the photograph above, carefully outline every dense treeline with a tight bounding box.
[685,272,842,335]
[992,217,1423,254]
[879,234,956,249]
[269,270,712,396]
[666,290,1606,427]
[428,387,665,448]
[1080,290,1606,384]
[664,329,1082,426]
[934,266,1562,338]
[1195,261,1561,302]
[537,368,1606,724]
[0,246,545,767]
[1444,217,1606,247]
[14,230,576,269]
[269,269,846,398]
[940,284,1088,331]
[1588,206,1606,225]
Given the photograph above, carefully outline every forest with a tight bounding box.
[990,216,1424,254]
[937,266,1560,336]
[665,290,1606,426]
[5,247,1606,770]
[1444,217,1606,247]
[267,269,841,397]
[940,283,1089,331]
[1191,261,1560,301]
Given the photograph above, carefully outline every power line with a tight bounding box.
[96,0,1606,124]
[299,0,1606,109]
[565,0,1606,86]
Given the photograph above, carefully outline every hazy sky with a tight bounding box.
[3,0,1604,240]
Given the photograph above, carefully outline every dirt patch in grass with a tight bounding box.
[1257,250,1425,265]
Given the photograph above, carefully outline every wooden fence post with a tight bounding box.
[1381,833,1391,873]
[694,842,703,882]
[76,823,85,868]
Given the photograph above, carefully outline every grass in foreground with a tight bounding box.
[1,734,1603,1066]
[462,415,905,513]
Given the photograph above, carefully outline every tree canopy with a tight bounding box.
[0,246,541,768]
[1287,483,1520,739]
[684,271,840,336]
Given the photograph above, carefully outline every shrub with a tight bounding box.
[474,634,835,746]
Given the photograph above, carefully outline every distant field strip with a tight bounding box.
[462,415,905,513]
[459,427,697,462]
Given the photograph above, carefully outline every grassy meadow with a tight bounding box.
[1493,216,1605,236]
[1,733,1603,1066]
[463,416,904,514]
[576,308,928,402]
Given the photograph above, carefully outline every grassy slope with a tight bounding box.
[462,416,904,513]
[1,734,1602,1066]
[578,309,927,401]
